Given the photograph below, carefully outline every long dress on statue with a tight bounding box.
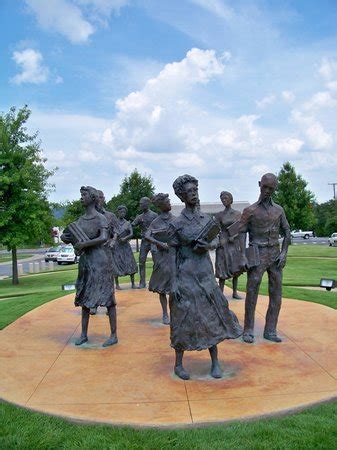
[111,218,138,276]
[168,208,242,351]
[214,208,244,280]
[73,212,115,308]
[147,212,176,295]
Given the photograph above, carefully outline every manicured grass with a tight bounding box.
[0,253,33,263]
[0,245,336,448]
[288,244,337,258]
[0,396,337,449]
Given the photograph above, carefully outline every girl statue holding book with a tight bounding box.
[112,205,138,290]
[144,193,175,325]
[214,191,246,299]
[169,175,242,380]
[61,186,117,347]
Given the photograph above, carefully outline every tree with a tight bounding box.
[107,169,156,240]
[0,106,55,284]
[313,199,337,236]
[273,162,316,231]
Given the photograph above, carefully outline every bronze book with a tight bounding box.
[195,218,220,243]
[151,228,169,243]
[66,222,90,245]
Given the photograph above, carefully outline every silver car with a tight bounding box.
[329,233,337,247]
[45,246,62,262]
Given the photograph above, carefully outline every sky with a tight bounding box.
[1,0,337,204]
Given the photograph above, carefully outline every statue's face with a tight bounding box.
[118,208,126,219]
[98,192,105,207]
[158,197,171,213]
[259,177,277,200]
[140,198,149,211]
[80,190,92,206]
[220,193,232,207]
[182,182,199,206]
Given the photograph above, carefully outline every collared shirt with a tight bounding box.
[240,197,290,247]
[132,209,158,237]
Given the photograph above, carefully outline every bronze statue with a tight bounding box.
[61,186,118,347]
[214,191,246,299]
[237,173,291,344]
[132,197,157,288]
[169,175,242,380]
[89,189,118,315]
[112,205,138,289]
[145,193,175,325]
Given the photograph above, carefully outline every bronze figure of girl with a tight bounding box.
[215,191,246,299]
[61,186,118,347]
[169,175,242,380]
[145,193,175,325]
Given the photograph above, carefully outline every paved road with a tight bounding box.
[0,249,46,278]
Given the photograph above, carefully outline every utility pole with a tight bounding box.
[328,183,337,199]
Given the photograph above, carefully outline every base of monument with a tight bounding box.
[0,289,336,427]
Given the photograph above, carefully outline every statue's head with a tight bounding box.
[173,174,199,206]
[152,193,171,213]
[117,204,127,219]
[259,173,278,200]
[220,191,233,207]
[139,197,150,212]
[80,186,99,207]
[96,189,105,211]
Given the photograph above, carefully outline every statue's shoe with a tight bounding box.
[75,336,88,346]
[243,333,254,344]
[210,364,222,379]
[232,293,242,300]
[102,336,118,347]
[174,365,190,380]
[264,333,282,343]
[162,315,170,325]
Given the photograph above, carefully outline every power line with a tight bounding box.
[328,183,337,199]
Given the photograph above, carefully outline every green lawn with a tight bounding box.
[288,244,337,258]
[0,246,337,449]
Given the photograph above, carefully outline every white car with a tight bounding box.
[291,229,314,239]
[57,246,79,265]
[329,233,337,247]
[45,246,62,262]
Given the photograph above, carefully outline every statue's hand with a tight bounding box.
[193,239,209,254]
[74,242,85,253]
[157,242,169,251]
[240,255,249,271]
[276,251,287,269]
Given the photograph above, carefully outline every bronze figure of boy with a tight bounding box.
[238,173,291,344]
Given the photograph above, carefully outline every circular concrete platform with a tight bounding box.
[1,289,337,427]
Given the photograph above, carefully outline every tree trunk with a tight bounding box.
[12,247,19,285]
[136,238,139,252]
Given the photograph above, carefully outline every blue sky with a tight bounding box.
[1,0,337,204]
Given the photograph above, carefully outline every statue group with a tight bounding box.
[62,172,290,380]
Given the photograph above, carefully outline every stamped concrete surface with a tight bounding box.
[1,288,337,427]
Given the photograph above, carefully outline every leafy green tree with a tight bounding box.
[107,169,156,239]
[313,200,337,236]
[273,162,316,231]
[59,200,83,227]
[0,106,55,284]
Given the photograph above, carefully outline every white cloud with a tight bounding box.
[291,111,333,150]
[189,0,233,20]
[11,48,49,84]
[318,57,337,81]
[274,137,304,156]
[256,94,275,109]
[26,0,94,44]
[303,91,337,110]
[282,90,295,103]
[26,0,129,43]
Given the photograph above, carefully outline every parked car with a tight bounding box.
[291,229,314,239]
[57,245,79,265]
[45,246,62,262]
[329,233,337,247]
